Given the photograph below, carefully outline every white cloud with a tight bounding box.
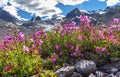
[3,6,28,20]
[9,0,62,18]
[57,0,89,5]
[0,0,8,7]
[0,0,89,20]
[106,0,120,6]
[99,0,120,6]
[99,0,106,2]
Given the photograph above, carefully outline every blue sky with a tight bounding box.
[0,0,120,20]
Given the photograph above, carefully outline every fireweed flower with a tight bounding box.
[4,35,14,40]
[30,38,35,43]
[107,28,112,35]
[55,45,60,50]
[43,31,47,36]
[5,64,11,72]
[18,32,24,42]
[96,47,105,53]
[109,35,115,40]
[75,46,79,52]
[79,15,90,24]
[51,56,57,62]
[0,44,4,51]
[38,39,43,45]
[96,47,101,52]
[101,48,105,53]
[70,53,74,57]
[113,39,119,45]
[35,31,41,38]
[70,45,74,50]
[30,44,36,50]
[65,44,69,48]
[70,52,77,57]
[23,46,29,52]
[4,35,14,43]
[78,53,84,57]
[19,32,24,38]
[78,36,82,41]
[70,21,76,26]
[113,18,119,25]
[72,27,78,31]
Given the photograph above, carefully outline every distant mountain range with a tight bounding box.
[65,5,120,25]
[0,5,120,39]
[0,5,120,26]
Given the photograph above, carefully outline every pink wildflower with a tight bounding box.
[30,38,35,43]
[101,48,105,53]
[96,47,105,53]
[96,47,101,52]
[79,15,90,24]
[18,32,24,42]
[70,45,74,50]
[4,35,14,43]
[65,44,69,48]
[113,18,119,25]
[113,39,119,45]
[19,32,24,38]
[78,36,82,41]
[70,52,77,57]
[75,46,79,52]
[5,64,11,72]
[70,21,76,26]
[55,45,60,50]
[51,57,57,62]
[109,35,115,40]
[23,46,29,52]
[38,39,43,45]
[0,44,4,51]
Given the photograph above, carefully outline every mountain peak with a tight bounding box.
[66,8,80,19]
[72,8,80,12]
[31,16,41,21]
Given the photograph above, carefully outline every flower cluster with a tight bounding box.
[0,16,120,76]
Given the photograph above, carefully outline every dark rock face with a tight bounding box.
[65,8,89,25]
[97,6,120,24]
[31,16,41,21]
[66,8,82,19]
[0,8,17,23]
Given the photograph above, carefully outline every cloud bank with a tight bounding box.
[99,0,120,6]
[106,0,120,6]
[0,0,89,20]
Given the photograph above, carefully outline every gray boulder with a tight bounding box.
[70,72,83,77]
[55,66,75,77]
[95,71,108,77]
[116,72,120,77]
[106,74,117,77]
[110,68,118,74]
[75,59,97,76]
[88,73,96,77]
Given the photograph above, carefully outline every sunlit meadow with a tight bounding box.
[0,15,120,76]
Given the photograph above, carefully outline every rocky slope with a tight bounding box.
[55,59,120,77]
